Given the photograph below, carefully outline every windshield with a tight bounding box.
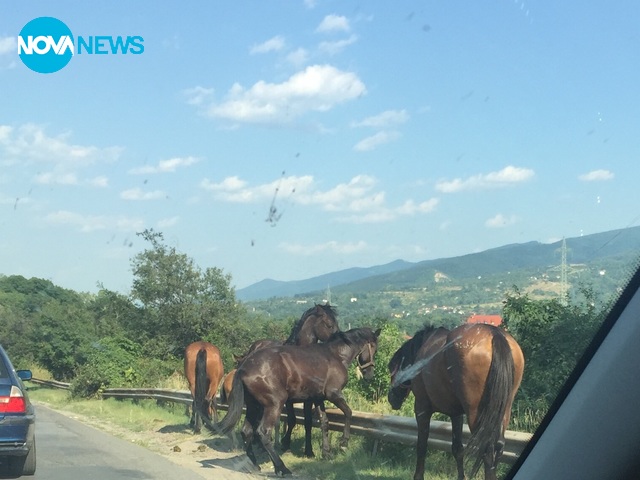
[2,2,639,479]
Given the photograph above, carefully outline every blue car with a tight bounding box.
[0,344,36,477]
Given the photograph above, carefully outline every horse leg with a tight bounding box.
[451,414,467,480]
[279,400,296,452]
[189,399,196,428]
[242,403,260,470]
[316,401,331,459]
[481,416,507,480]
[300,400,313,457]
[413,408,432,480]
[328,394,352,450]
[482,447,498,480]
[257,406,292,476]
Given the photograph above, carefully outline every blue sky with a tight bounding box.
[1,1,639,295]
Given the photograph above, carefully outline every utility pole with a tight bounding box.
[560,237,568,305]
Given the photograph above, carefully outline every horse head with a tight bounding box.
[288,303,339,345]
[314,303,340,341]
[356,328,382,380]
[387,340,414,409]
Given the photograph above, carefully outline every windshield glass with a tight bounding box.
[2,2,639,479]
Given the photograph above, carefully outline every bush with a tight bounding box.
[70,336,141,398]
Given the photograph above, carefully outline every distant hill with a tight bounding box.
[236,226,640,301]
[236,259,415,301]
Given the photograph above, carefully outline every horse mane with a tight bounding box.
[285,303,338,344]
[402,324,440,364]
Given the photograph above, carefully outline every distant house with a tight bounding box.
[467,314,502,326]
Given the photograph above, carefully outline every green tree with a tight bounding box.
[129,229,245,359]
[70,336,141,397]
[502,286,605,407]
[30,301,94,380]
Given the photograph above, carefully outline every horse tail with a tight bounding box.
[467,328,515,478]
[201,370,245,436]
[194,348,210,415]
[220,375,228,404]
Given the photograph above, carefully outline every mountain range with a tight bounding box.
[236,226,640,301]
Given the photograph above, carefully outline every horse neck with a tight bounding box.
[330,336,366,367]
[287,314,320,346]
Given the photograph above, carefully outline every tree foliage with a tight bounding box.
[503,286,605,407]
[128,229,246,359]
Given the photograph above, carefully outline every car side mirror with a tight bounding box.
[17,369,32,381]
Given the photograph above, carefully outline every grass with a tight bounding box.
[27,384,187,434]
[26,383,522,479]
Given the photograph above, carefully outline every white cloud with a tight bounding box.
[280,240,367,255]
[435,165,535,193]
[197,65,366,124]
[250,36,285,54]
[336,198,439,224]
[45,210,144,232]
[352,110,409,128]
[0,124,122,167]
[318,35,358,55]
[578,169,614,181]
[286,48,309,67]
[485,213,520,228]
[354,131,401,151]
[0,36,16,55]
[316,15,350,33]
[88,176,109,188]
[304,0,317,8]
[157,216,179,228]
[34,172,78,185]
[201,173,438,223]
[183,86,214,106]
[120,188,166,201]
[33,172,109,188]
[128,156,200,174]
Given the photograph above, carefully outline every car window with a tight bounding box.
[2,2,639,479]
[0,357,8,379]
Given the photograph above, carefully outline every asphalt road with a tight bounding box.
[1,405,210,480]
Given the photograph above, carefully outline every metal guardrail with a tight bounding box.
[30,378,531,464]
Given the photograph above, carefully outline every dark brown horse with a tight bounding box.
[387,323,524,480]
[226,303,340,457]
[201,327,381,476]
[184,341,224,434]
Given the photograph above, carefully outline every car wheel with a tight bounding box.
[7,440,36,477]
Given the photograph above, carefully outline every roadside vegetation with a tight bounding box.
[1,227,623,478]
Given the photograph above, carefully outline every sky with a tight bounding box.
[1,1,639,295]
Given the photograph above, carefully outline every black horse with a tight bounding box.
[225,303,340,457]
[387,323,524,480]
[202,327,381,476]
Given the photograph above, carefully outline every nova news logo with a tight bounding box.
[18,16,144,74]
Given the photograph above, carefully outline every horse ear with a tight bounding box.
[374,328,382,339]
[233,353,244,363]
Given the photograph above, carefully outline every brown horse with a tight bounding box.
[387,323,524,480]
[226,303,340,457]
[201,327,381,476]
[184,341,224,434]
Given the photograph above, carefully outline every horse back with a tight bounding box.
[184,341,224,392]
[414,327,463,415]
[446,323,522,421]
[239,344,346,403]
